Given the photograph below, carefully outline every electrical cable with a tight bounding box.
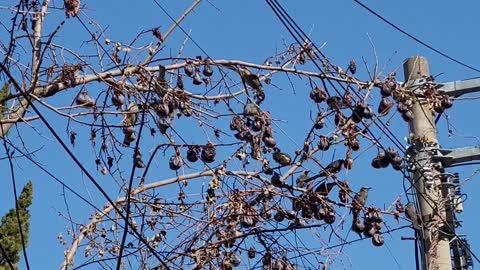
[73,16,174,270]
[352,0,480,74]
[0,243,15,270]
[0,60,171,270]
[265,0,480,266]
[0,137,30,270]
[266,0,407,153]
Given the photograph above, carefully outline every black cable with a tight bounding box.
[116,90,152,270]
[266,0,407,152]
[0,61,171,270]
[266,0,424,198]
[266,0,446,195]
[73,16,174,270]
[352,0,480,73]
[265,0,480,266]
[0,243,15,270]
[406,169,479,266]
[0,129,31,270]
[414,236,420,270]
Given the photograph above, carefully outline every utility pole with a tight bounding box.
[404,56,452,270]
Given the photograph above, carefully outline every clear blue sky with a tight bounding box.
[1,1,479,269]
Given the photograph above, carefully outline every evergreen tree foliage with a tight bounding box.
[0,181,33,270]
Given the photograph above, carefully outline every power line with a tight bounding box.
[352,0,480,73]
[73,16,173,270]
[0,57,171,270]
[265,0,407,152]
[265,0,480,266]
[1,136,31,270]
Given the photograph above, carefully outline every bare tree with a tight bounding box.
[0,1,454,270]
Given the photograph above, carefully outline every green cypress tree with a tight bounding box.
[0,181,33,270]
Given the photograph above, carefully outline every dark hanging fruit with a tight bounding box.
[111,91,125,108]
[192,68,202,85]
[371,211,384,223]
[377,97,393,115]
[348,138,360,151]
[201,142,216,163]
[292,198,302,211]
[314,114,325,129]
[371,156,381,169]
[234,131,248,141]
[397,103,409,113]
[380,84,393,97]
[433,101,444,114]
[262,136,276,148]
[314,207,325,220]
[169,154,184,170]
[363,105,374,119]
[270,173,284,187]
[230,115,244,131]
[176,74,184,90]
[301,206,313,219]
[285,210,296,220]
[186,147,198,163]
[323,211,335,224]
[309,87,327,103]
[274,211,285,222]
[344,158,354,170]
[351,111,363,123]
[339,190,349,204]
[134,150,145,168]
[441,95,453,109]
[248,247,256,259]
[378,152,391,168]
[326,96,342,110]
[202,58,214,77]
[363,222,375,238]
[318,135,330,151]
[251,118,262,132]
[391,155,405,171]
[386,147,397,159]
[184,60,194,77]
[402,110,414,122]
[240,215,254,228]
[354,102,366,117]
[230,253,241,267]
[352,218,364,235]
[372,233,385,247]
[334,111,346,127]
[348,60,357,74]
[76,91,95,107]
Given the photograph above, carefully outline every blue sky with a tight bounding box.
[1,1,480,269]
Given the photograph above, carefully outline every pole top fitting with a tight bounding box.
[403,56,430,82]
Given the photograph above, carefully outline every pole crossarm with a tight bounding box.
[433,146,480,167]
[437,78,480,97]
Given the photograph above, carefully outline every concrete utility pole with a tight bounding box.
[404,56,452,270]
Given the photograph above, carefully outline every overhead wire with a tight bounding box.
[73,16,174,270]
[352,0,480,74]
[0,133,31,270]
[265,0,480,266]
[0,44,172,270]
[148,2,317,267]
[265,0,407,153]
